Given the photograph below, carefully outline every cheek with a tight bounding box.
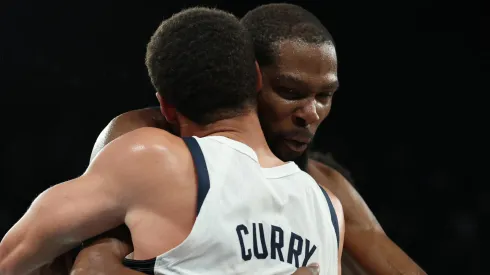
[258,91,288,122]
[316,103,332,123]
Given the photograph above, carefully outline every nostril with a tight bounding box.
[293,117,308,127]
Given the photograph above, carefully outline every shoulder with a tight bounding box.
[104,127,183,155]
[90,127,187,175]
[307,158,345,225]
[91,107,170,161]
[307,158,352,193]
[103,107,168,138]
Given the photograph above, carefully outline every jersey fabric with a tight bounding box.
[123,136,339,275]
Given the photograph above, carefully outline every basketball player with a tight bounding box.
[0,7,344,275]
[69,3,426,275]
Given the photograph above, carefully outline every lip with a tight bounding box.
[284,139,308,153]
[289,136,312,143]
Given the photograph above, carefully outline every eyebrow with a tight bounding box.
[276,74,340,91]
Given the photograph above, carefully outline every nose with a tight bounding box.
[293,99,320,127]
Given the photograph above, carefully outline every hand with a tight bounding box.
[70,237,135,275]
[32,249,77,275]
[291,263,320,275]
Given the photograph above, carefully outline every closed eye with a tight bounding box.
[276,86,304,100]
[316,92,334,102]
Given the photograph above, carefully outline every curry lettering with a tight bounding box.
[236,223,317,268]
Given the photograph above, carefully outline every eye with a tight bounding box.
[275,86,304,100]
[316,92,334,103]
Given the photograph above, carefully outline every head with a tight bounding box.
[146,7,260,127]
[241,3,339,161]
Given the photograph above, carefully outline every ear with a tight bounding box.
[156,92,177,124]
[255,61,263,92]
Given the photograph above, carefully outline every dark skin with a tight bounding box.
[61,40,425,275]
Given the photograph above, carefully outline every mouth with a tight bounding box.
[283,139,309,153]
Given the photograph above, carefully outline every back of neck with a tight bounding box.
[179,113,284,168]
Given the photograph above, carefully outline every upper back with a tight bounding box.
[124,135,340,275]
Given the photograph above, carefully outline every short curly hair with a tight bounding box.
[241,3,334,67]
[146,7,257,125]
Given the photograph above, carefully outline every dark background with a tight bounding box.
[0,0,485,274]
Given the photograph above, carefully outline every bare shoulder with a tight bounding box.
[102,107,167,137]
[91,107,169,161]
[307,158,353,194]
[91,127,185,173]
[104,127,182,155]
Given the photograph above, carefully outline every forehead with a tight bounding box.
[270,40,338,85]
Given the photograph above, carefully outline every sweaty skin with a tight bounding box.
[70,39,424,275]
[72,106,424,275]
[69,38,423,274]
[0,128,205,274]
[0,112,345,275]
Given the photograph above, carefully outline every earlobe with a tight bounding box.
[255,61,263,92]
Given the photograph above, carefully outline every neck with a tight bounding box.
[179,112,283,167]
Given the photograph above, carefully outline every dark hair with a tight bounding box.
[241,3,334,67]
[146,7,257,125]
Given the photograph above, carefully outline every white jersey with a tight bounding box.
[123,136,339,275]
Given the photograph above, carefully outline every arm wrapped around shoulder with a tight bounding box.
[308,151,355,186]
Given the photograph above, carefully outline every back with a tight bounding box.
[124,136,339,275]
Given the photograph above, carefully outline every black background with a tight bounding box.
[0,0,485,274]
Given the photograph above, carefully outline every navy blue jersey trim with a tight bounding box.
[318,185,340,248]
[183,137,210,215]
[123,258,156,274]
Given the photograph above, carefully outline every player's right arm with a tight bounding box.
[70,109,169,275]
[0,127,176,275]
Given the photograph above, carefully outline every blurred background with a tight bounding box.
[0,0,485,274]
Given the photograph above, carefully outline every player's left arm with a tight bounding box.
[310,159,427,275]
[0,131,150,275]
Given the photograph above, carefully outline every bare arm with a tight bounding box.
[66,109,168,275]
[309,159,426,275]
[0,176,127,275]
[0,128,170,275]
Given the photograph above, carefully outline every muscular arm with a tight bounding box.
[309,159,426,275]
[0,169,126,274]
[0,128,171,275]
[65,109,168,275]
